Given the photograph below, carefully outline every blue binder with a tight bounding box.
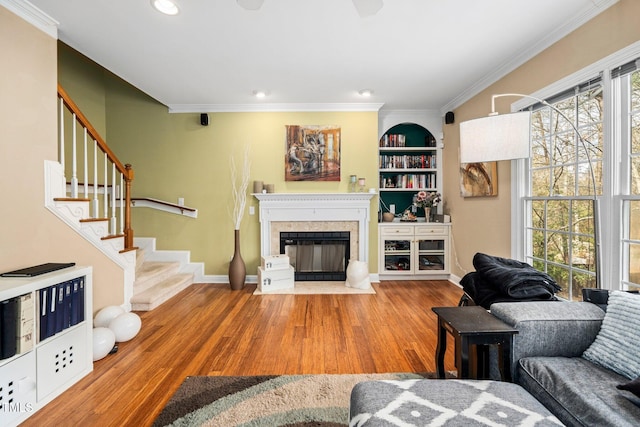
[47,285,57,338]
[70,277,85,326]
[64,280,72,330]
[1,297,18,360]
[55,282,65,334]
[39,287,49,341]
[78,276,85,323]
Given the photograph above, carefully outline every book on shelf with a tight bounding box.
[0,262,75,277]
[379,154,437,169]
[379,134,406,148]
[380,173,436,189]
[18,293,34,353]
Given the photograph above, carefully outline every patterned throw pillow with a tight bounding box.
[582,291,640,380]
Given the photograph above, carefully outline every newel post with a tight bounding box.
[124,164,134,249]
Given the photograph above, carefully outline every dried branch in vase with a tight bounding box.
[230,145,251,230]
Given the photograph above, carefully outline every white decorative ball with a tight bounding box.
[94,305,125,328]
[108,312,142,342]
[345,260,371,289]
[93,327,116,361]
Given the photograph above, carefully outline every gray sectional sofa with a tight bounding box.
[349,292,640,426]
[491,294,640,426]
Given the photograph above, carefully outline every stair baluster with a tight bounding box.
[83,127,89,197]
[71,113,78,197]
[110,163,117,236]
[92,138,99,218]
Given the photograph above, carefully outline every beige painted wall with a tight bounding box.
[445,0,640,278]
[0,7,125,313]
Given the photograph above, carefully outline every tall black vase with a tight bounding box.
[228,229,246,290]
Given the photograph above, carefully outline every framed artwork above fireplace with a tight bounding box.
[285,125,341,181]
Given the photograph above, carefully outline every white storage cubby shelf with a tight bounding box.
[0,266,93,427]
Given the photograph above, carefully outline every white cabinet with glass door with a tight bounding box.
[379,222,450,280]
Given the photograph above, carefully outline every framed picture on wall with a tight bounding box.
[285,125,341,181]
[459,161,498,197]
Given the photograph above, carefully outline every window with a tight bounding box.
[524,81,603,300]
[516,48,640,299]
[617,63,640,292]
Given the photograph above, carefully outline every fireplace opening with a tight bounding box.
[280,231,350,281]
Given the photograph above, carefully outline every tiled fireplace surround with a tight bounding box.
[254,193,376,267]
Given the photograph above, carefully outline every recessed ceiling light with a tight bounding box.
[253,90,267,98]
[352,0,383,17]
[237,0,265,11]
[151,0,179,15]
[358,89,374,97]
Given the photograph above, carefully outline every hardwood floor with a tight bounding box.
[22,280,463,427]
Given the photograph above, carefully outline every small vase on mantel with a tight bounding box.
[228,229,246,291]
[423,207,432,222]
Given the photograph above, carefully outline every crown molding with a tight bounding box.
[378,109,442,119]
[1,0,58,38]
[167,102,385,113]
[440,0,620,114]
[510,39,640,112]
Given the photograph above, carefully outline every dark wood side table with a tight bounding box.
[432,306,518,381]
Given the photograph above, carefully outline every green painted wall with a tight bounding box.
[59,45,379,276]
[58,44,108,138]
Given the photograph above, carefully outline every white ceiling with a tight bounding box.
[21,0,618,113]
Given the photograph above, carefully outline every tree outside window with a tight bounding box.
[527,86,603,300]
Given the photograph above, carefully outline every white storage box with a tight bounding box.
[0,351,37,426]
[261,255,291,271]
[36,324,89,401]
[257,266,295,292]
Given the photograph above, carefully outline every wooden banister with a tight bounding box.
[57,85,132,179]
[57,84,135,250]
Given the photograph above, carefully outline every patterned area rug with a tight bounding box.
[153,373,431,426]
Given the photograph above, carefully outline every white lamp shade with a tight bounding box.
[459,111,531,163]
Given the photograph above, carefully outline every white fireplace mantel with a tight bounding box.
[254,192,376,262]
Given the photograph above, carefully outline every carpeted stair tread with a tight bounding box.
[134,261,181,293]
[131,273,194,311]
[135,248,146,275]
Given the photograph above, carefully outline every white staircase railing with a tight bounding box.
[57,84,135,250]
